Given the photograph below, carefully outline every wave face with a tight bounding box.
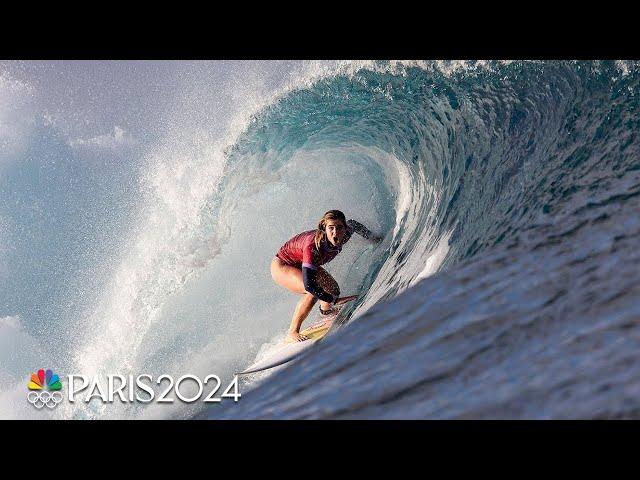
[1,61,639,419]
[210,60,640,419]
[224,60,640,315]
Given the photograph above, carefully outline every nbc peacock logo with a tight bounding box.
[27,369,64,409]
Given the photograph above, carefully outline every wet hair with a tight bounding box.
[314,210,347,250]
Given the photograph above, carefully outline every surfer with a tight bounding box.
[271,210,382,342]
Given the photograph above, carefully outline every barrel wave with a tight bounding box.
[1,60,639,419]
[210,60,640,419]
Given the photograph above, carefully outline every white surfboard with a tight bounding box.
[237,321,332,375]
[237,294,360,376]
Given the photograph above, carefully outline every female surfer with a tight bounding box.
[271,210,382,342]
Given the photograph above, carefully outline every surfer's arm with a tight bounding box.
[346,219,383,242]
[301,265,336,303]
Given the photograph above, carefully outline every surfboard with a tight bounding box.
[237,294,360,376]
[237,320,333,376]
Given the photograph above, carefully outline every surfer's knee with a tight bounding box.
[317,270,339,297]
[303,292,318,304]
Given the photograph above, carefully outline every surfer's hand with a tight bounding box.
[287,331,309,342]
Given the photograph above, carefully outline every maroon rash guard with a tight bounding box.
[275,223,356,303]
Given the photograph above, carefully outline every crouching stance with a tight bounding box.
[270,210,381,342]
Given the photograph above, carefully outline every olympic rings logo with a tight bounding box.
[27,390,64,409]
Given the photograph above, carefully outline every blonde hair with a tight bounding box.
[314,210,347,250]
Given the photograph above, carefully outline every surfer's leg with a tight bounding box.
[316,267,340,312]
[271,257,316,341]
[270,257,306,294]
[271,257,339,300]
[288,293,317,341]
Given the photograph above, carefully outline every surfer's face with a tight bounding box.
[325,220,346,246]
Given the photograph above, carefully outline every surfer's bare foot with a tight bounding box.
[287,331,309,342]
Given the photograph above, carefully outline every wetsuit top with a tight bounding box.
[276,219,373,303]
[276,229,349,269]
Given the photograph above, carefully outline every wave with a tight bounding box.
[2,60,638,419]
[92,60,640,419]
[208,60,640,418]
